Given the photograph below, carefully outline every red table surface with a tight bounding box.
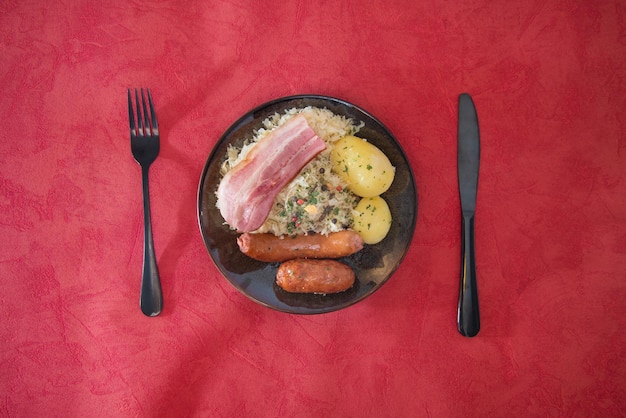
[1,0,625,416]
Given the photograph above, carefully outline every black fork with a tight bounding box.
[128,88,163,317]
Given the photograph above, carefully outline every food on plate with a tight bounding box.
[276,259,355,294]
[216,114,326,232]
[216,106,397,294]
[237,230,364,262]
[330,135,395,198]
[353,196,392,244]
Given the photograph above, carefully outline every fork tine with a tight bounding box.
[147,89,158,134]
[128,89,136,135]
[141,88,151,135]
[135,89,143,136]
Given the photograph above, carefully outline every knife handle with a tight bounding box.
[458,213,480,337]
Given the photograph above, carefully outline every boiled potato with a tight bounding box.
[331,135,395,197]
[352,196,392,244]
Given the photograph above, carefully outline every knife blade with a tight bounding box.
[457,93,480,337]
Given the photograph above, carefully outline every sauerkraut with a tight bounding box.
[219,106,364,236]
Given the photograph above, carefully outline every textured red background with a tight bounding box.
[1,0,625,416]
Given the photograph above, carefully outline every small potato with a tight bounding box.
[352,196,392,244]
[331,135,395,197]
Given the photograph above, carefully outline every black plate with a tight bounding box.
[197,95,417,314]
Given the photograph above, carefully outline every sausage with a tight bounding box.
[237,230,364,262]
[276,259,355,294]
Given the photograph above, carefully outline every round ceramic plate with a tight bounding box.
[197,95,417,314]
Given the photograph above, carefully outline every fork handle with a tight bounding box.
[140,166,163,317]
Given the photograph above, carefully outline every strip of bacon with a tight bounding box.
[216,114,326,232]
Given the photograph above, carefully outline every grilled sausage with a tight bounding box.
[237,230,364,262]
[276,259,355,294]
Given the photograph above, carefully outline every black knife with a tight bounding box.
[457,93,480,337]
